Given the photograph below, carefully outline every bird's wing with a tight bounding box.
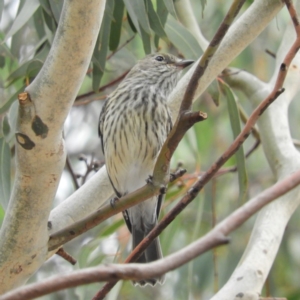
[98,98,108,155]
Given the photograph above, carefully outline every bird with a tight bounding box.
[98,53,194,285]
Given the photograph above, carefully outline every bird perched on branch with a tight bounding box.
[99,53,194,286]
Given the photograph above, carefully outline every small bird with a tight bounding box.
[99,53,193,285]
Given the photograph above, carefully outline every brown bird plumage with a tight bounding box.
[99,53,193,285]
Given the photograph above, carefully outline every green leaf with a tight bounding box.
[200,0,207,16]
[4,0,40,41]
[145,0,167,40]
[140,25,151,54]
[0,86,24,115]
[0,0,4,22]
[92,0,114,91]
[127,12,137,33]
[42,5,57,33]
[2,115,10,137]
[39,0,52,16]
[0,56,4,69]
[123,0,151,34]
[165,16,202,59]
[163,0,177,19]
[0,204,4,227]
[109,0,124,51]
[7,42,49,86]
[33,7,46,39]
[155,0,168,47]
[220,81,248,202]
[49,0,63,24]
[99,219,124,237]
[0,137,11,210]
[207,79,221,107]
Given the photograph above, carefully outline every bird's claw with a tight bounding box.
[146,175,154,185]
[110,196,119,208]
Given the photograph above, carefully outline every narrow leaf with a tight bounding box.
[0,138,11,210]
[127,12,137,33]
[157,0,169,26]
[0,86,24,115]
[163,0,177,19]
[99,219,124,237]
[0,0,4,22]
[109,0,124,51]
[221,81,248,202]
[207,79,221,107]
[2,115,10,137]
[92,0,114,91]
[155,0,169,47]
[123,0,151,34]
[165,16,202,59]
[49,0,63,24]
[145,0,167,40]
[4,0,40,41]
[140,25,151,54]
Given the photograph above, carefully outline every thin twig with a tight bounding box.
[65,156,79,190]
[56,248,77,265]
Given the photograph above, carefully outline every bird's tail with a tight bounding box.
[132,227,165,286]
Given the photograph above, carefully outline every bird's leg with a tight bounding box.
[110,196,119,208]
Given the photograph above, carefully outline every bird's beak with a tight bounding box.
[175,59,194,69]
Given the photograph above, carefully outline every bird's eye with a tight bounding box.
[155,55,164,62]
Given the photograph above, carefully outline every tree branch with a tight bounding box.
[2,169,300,300]
[211,1,300,299]
[0,0,107,293]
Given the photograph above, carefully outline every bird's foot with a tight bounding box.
[110,196,119,208]
[146,175,154,185]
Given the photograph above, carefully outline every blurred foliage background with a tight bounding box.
[0,0,300,299]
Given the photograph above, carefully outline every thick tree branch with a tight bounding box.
[0,0,106,293]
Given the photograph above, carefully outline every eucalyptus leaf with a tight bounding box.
[0,137,11,210]
[109,0,124,51]
[155,0,169,47]
[0,0,4,22]
[0,86,24,115]
[92,0,114,91]
[99,219,124,237]
[207,79,221,107]
[0,56,4,69]
[220,81,248,202]
[165,16,202,59]
[123,0,151,34]
[49,0,63,24]
[127,12,137,33]
[33,7,46,39]
[4,0,40,41]
[163,0,177,19]
[200,0,207,16]
[145,0,167,40]
[2,115,10,137]
[140,25,151,54]
[39,0,52,16]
